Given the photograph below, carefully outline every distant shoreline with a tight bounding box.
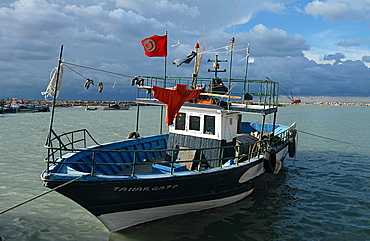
[1,99,368,107]
[281,102,370,106]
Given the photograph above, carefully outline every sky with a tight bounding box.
[0,0,369,102]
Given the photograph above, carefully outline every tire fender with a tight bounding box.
[288,137,296,158]
[264,147,276,173]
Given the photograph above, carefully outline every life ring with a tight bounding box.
[126,131,140,139]
[263,147,276,173]
[288,137,296,158]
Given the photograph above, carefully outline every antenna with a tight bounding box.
[228,0,238,95]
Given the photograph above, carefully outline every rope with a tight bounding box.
[64,64,87,79]
[63,63,132,88]
[0,174,88,215]
[41,65,64,101]
[62,61,134,79]
[297,129,351,144]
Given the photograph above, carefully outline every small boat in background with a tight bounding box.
[102,103,130,110]
[2,98,50,113]
[85,106,99,111]
[0,107,16,114]
[17,105,50,113]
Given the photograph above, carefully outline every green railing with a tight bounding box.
[138,76,279,108]
[44,128,294,176]
[45,128,99,169]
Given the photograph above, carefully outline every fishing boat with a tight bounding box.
[40,43,297,232]
[85,106,99,111]
[5,98,50,113]
[102,103,130,110]
[17,105,50,113]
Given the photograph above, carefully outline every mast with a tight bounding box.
[191,42,200,88]
[45,45,63,146]
[228,0,238,102]
[192,27,206,88]
[207,54,227,79]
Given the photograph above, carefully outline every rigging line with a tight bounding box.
[64,64,132,84]
[0,174,89,215]
[65,66,126,84]
[296,129,351,145]
[206,47,249,55]
[232,0,238,37]
[62,61,134,78]
[64,63,87,79]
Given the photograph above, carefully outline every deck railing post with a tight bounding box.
[160,105,164,134]
[220,147,224,168]
[135,104,140,132]
[91,151,96,175]
[198,148,204,171]
[131,152,137,176]
[170,149,175,175]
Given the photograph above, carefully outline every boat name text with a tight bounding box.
[113,184,178,192]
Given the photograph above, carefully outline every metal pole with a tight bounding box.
[159,105,164,134]
[135,103,140,132]
[228,37,235,90]
[164,31,168,88]
[243,44,250,102]
[46,45,63,146]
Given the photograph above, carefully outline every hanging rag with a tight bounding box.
[152,84,201,126]
[98,82,103,93]
[131,76,144,86]
[84,78,94,89]
[41,65,64,100]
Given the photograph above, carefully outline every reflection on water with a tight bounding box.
[1,106,370,240]
[109,167,292,241]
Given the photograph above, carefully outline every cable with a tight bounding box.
[0,174,88,215]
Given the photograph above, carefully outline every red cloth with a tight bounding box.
[153,84,200,126]
[141,35,167,57]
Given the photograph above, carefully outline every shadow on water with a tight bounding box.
[109,167,294,241]
[110,150,370,241]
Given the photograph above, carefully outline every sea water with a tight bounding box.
[0,105,369,241]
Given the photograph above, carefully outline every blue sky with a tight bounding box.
[0,0,369,101]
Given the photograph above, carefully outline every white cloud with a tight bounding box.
[263,2,286,14]
[113,0,200,17]
[337,39,360,47]
[0,0,369,100]
[363,55,370,62]
[305,0,370,22]
[240,24,310,57]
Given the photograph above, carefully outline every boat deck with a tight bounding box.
[135,76,279,115]
[136,98,277,115]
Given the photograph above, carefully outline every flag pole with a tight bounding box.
[164,31,168,88]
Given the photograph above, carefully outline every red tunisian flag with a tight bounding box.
[141,35,167,57]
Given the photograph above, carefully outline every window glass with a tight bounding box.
[204,115,215,135]
[175,113,186,130]
[189,116,201,131]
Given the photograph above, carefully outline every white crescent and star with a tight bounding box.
[143,39,156,52]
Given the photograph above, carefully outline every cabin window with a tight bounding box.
[175,113,186,130]
[203,115,215,135]
[189,116,201,131]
